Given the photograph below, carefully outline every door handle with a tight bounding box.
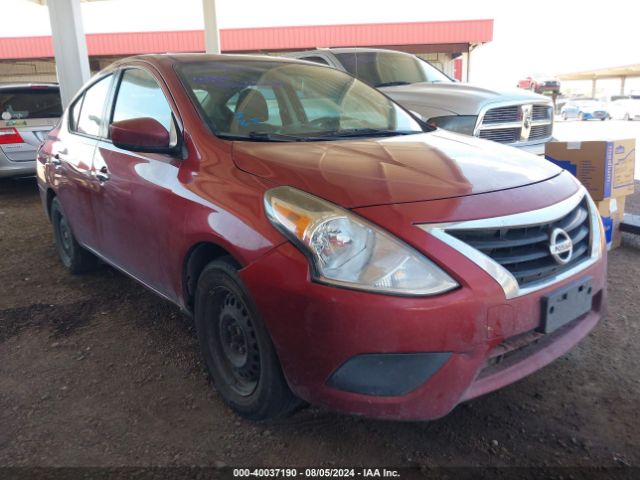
[95,166,110,183]
[51,148,69,165]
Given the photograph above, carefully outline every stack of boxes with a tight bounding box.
[545,139,636,250]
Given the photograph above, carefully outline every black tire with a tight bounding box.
[624,113,631,121]
[50,198,99,274]
[194,257,302,421]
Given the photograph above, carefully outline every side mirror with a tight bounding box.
[111,117,177,154]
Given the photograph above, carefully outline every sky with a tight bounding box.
[3,0,639,90]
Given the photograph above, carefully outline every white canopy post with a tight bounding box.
[202,0,221,54]
[47,0,91,108]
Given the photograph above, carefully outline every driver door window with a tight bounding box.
[112,68,175,143]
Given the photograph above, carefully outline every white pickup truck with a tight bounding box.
[284,48,554,155]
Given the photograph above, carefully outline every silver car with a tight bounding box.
[284,48,554,155]
[0,83,61,178]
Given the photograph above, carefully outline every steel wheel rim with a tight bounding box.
[209,287,260,397]
[58,215,73,259]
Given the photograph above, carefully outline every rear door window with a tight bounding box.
[0,88,62,120]
[75,75,114,137]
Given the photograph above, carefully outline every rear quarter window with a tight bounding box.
[0,88,62,120]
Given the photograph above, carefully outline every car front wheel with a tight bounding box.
[194,257,303,420]
[51,197,99,274]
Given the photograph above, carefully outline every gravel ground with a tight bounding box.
[1,177,639,470]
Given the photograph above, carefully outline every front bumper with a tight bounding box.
[240,239,606,421]
[515,141,546,156]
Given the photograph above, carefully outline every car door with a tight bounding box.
[53,74,114,249]
[91,66,182,298]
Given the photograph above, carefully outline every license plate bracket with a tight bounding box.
[539,277,593,334]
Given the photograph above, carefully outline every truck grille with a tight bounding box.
[477,103,553,146]
[447,198,591,287]
[478,128,519,143]
[529,124,553,140]
[532,105,553,120]
[482,106,519,124]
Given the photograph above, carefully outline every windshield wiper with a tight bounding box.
[219,129,421,142]
[315,128,420,139]
[374,81,412,88]
[218,132,315,142]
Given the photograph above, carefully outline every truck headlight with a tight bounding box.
[427,115,478,136]
[264,186,458,296]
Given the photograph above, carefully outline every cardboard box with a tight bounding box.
[545,139,635,201]
[597,196,626,250]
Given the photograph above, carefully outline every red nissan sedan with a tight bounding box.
[36,54,606,421]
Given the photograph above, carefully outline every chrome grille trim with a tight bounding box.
[474,100,554,147]
[417,187,604,299]
[448,200,590,287]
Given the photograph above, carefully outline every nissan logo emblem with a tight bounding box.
[549,228,573,265]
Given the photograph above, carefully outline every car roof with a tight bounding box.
[290,47,410,55]
[0,82,59,91]
[111,53,308,68]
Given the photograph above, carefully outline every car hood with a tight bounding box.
[232,130,562,208]
[380,82,550,116]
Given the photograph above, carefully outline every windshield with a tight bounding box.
[0,87,62,120]
[178,60,424,141]
[334,51,451,87]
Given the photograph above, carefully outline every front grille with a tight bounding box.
[529,124,553,140]
[481,106,519,124]
[478,103,553,145]
[478,127,520,143]
[532,105,552,121]
[448,198,591,287]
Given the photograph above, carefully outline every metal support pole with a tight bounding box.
[202,0,221,54]
[620,76,627,96]
[47,0,91,108]
[591,78,597,98]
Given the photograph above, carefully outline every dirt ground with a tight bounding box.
[1,176,639,470]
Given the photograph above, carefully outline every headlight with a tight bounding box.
[264,186,458,296]
[427,115,477,136]
[585,193,606,258]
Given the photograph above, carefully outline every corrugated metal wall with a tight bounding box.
[0,19,493,59]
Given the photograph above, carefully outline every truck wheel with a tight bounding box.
[51,198,99,274]
[194,258,303,421]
